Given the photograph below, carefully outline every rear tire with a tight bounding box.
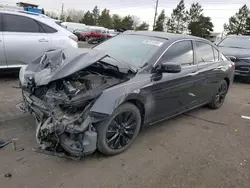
[208,80,228,109]
[96,103,141,156]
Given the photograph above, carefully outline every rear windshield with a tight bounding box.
[218,37,250,49]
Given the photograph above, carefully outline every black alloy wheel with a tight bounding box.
[96,103,141,155]
[106,111,137,149]
[208,80,228,109]
[215,82,227,104]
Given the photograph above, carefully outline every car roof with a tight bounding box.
[122,30,204,41]
[0,10,50,21]
[0,10,73,36]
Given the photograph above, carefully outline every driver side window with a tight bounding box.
[159,40,194,67]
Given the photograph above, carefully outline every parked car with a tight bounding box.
[87,33,111,44]
[75,28,111,41]
[73,28,90,41]
[0,9,78,70]
[108,29,120,37]
[60,22,86,33]
[18,31,234,158]
[217,35,250,83]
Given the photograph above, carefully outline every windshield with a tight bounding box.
[94,34,166,68]
[218,37,250,49]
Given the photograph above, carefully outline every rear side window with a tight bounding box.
[159,41,194,66]
[38,22,57,33]
[195,41,215,63]
[2,14,43,33]
[95,30,102,34]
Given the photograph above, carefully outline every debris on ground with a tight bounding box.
[17,148,24,152]
[16,157,24,162]
[32,147,81,161]
[0,138,19,150]
[0,140,12,149]
[4,173,12,178]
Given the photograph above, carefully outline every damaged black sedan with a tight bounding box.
[18,31,235,158]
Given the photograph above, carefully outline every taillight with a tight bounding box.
[69,35,78,42]
[232,62,235,71]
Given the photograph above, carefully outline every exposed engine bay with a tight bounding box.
[19,49,135,158]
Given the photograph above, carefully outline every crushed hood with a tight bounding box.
[20,48,137,86]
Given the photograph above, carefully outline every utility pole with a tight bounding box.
[60,3,64,21]
[153,0,159,30]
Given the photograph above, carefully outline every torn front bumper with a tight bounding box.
[17,90,98,157]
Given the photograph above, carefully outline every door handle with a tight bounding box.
[188,72,198,76]
[38,38,48,42]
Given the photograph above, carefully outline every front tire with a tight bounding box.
[96,103,141,156]
[84,36,89,41]
[208,80,228,109]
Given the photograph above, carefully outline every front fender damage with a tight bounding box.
[35,102,98,157]
[20,87,106,158]
[19,59,134,159]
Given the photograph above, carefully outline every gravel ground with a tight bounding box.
[78,41,96,49]
[0,75,250,188]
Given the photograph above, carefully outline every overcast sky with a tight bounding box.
[2,0,250,32]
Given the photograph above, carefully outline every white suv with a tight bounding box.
[0,10,78,69]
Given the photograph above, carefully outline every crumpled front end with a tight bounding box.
[18,49,133,157]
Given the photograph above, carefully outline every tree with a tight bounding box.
[98,9,112,28]
[92,6,100,25]
[121,15,133,30]
[245,17,250,34]
[66,15,73,22]
[66,9,84,22]
[46,11,58,20]
[80,11,95,25]
[132,15,140,30]
[187,3,213,38]
[188,15,213,38]
[60,14,65,22]
[112,14,122,29]
[136,22,149,30]
[154,10,165,31]
[186,2,203,22]
[224,4,250,35]
[166,0,187,33]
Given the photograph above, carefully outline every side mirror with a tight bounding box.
[157,62,181,73]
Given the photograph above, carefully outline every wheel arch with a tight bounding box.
[126,99,145,126]
[224,77,230,89]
